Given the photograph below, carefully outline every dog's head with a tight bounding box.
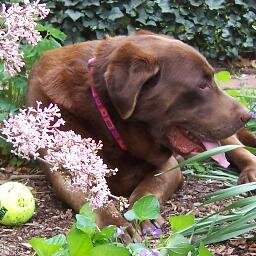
[97,32,251,156]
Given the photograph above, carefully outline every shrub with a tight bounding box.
[44,0,256,60]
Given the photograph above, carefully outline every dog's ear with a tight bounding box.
[104,42,159,119]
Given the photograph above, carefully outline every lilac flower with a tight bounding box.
[1,102,118,209]
[0,1,49,75]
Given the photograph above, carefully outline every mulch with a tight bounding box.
[0,69,256,256]
[0,165,256,256]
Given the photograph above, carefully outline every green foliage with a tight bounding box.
[214,71,231,83]
[44,0,256,59]
[156,144,243,176]
[124,194,160,222]
[29,202,129,256]
[29,197,215,256]
[176,183,256,246]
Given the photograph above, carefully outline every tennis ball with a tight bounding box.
[0,181,35,226]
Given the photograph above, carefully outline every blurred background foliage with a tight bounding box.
[43,0,256,60]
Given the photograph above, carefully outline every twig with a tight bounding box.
[9,174,45,180]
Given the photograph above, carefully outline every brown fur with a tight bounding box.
[26,31,255,240]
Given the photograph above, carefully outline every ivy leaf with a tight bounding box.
[205,0,225,10]
[190,0,204,7]
[156,0,173,13]
[65,9,84,21]
[108,7,124,21]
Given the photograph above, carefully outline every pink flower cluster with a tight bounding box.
[1,102,118,209]
[0,1,49,76]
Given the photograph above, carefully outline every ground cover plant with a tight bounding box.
[42,0,256,60]
[1,1,256,256]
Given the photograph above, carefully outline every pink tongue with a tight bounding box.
[202,141,230,168]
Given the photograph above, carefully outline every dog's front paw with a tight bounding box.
[238,166,256,184]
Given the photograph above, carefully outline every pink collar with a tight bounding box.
[88,58,127,151]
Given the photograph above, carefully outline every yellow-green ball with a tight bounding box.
[0,182,35,226]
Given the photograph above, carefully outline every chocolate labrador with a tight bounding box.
[26,30,256,240]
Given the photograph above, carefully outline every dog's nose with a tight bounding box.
[241,111,252,124]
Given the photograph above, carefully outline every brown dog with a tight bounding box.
[26,31,256,240]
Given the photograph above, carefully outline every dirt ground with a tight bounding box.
[0,70,256,256]
[0,165,256,256]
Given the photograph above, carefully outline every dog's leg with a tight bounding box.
[39,160,141,243]
[221,132,256,184]
[128,156,183,232]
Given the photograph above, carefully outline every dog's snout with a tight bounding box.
[240,111,252,124]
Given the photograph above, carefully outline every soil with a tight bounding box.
[0,70,256,256]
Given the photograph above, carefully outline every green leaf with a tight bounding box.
[29,235,65,256]
[79,203,96,221]
[202,212,256,244]
[214,71,231,83]
[67,225,93,256]
[127,243,148,255]
[156,145,242,176]
[197,243,213,256]
[93,226,116,243]
[87,245,130,256]
[65,9,84,21]
[108,7,124,21]
[220,196,256,212]
[169,214,195,233]
[124,209,137,221]
[164,234,194,256]
[205,0,225,10]
[76,203,97,234]
[47,27,67,41]
[204,182,256,204]
[46,234,67,246]
[132,195,160,221]
[156,0,173,13]
[75,214,97,235]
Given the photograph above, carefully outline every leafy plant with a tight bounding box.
[29,195,215,256]
[42,0,256,60]
[30,187,256,256]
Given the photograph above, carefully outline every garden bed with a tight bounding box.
[1,164,256,256]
